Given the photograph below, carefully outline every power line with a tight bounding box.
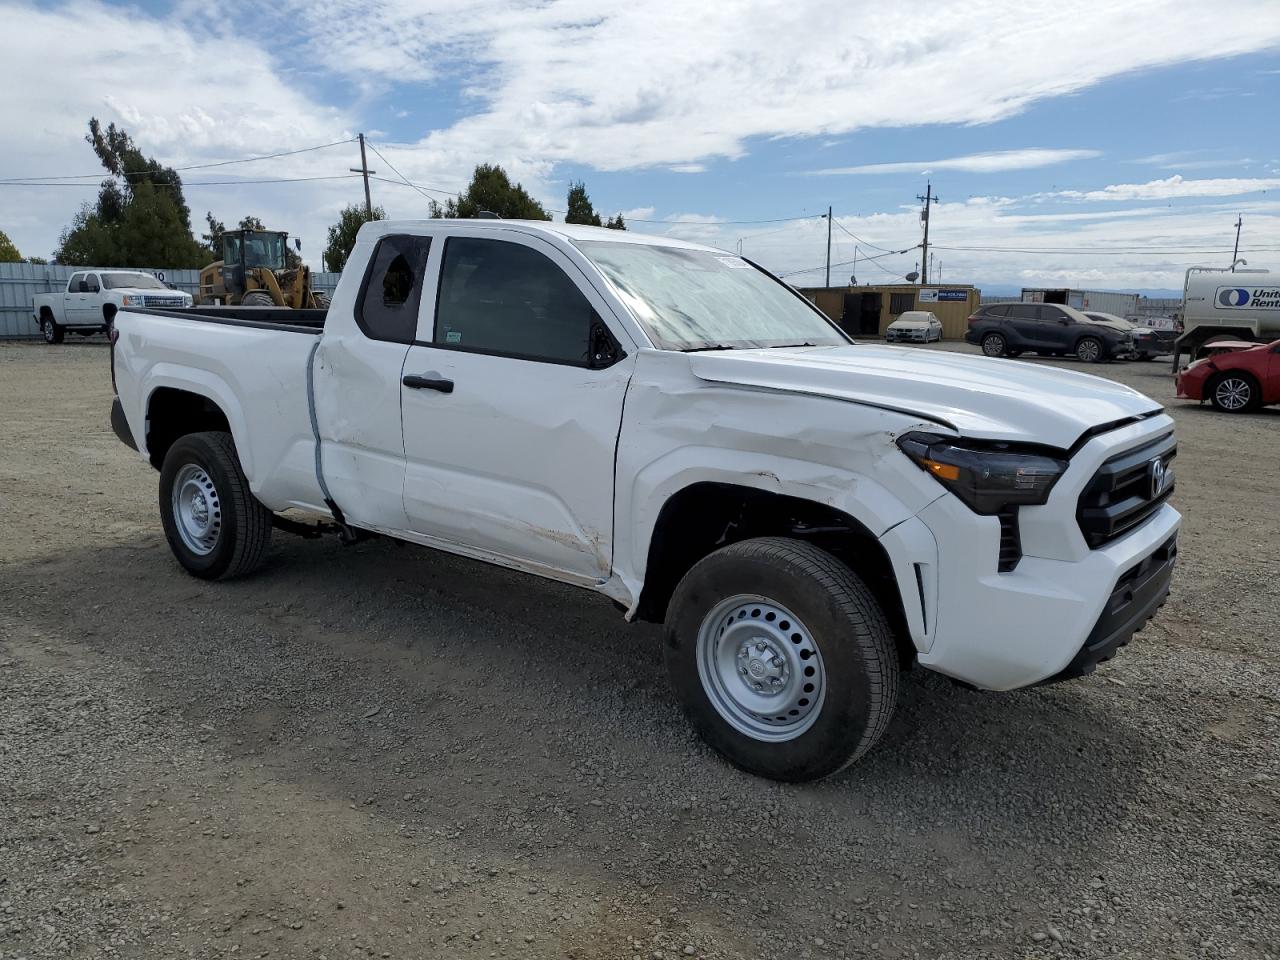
[629,214,821,226]
[0,137,357,184]
[929,243,1280,255]
[779,246,911,279]
[830,216,911,254]
[364,142,462,212]
[0,174,363,188]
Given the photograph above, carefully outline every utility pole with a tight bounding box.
[825,205,833,287]
[350,133,377,219]
[1231,214,1242,271]
[916,182,936,285]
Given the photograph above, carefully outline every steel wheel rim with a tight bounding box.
[695,595,827,742]
[1078,339,1100,362]
[42,320,54,343]
[1216,377,1250,410]
[982,335,1004,356]
[171,463,222,556]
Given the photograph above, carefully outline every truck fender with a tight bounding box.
[615,447,929,618]
[136,365,254,478]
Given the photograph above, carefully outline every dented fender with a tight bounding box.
[611,350,949,611]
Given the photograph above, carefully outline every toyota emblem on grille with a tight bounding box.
[1147,457,1167,499]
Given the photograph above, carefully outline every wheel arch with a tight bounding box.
[143,382,241,472]
[631,481,915,669]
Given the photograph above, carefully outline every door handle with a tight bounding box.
[402,373,454,393]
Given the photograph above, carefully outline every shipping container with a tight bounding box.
[1020,288,1138,317]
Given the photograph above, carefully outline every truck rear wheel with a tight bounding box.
[41,317,64,344]
[663,537,899,782]
[158,431,272,580]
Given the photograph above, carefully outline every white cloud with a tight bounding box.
[807,148,1101,176]
[1051,175,1280,202]
[0,0,358,262]
[270,0,1280,173]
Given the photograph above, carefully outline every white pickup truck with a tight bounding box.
[33,269,192,343]
[109,220,1180,781]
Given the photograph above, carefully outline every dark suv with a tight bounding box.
[965,302,1133,363]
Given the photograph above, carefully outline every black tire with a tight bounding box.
[663,537,899,782]
[41,316,64,344]
[1075,336,1104,363]
[241,290,276,307]
[980,332,1007,357]
[1208,371,1261,413]
[1006,348,1023,358]
[158,431,272,580]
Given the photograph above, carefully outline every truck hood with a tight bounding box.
[687,344,1163,449]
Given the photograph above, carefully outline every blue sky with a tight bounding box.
[3,0,1279,293]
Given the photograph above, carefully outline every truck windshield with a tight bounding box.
[102,273,167,290]
[577,241,848,351]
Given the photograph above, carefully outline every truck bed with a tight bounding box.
[136,306,327,332]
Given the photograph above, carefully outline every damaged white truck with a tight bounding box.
[109,220,1180,781]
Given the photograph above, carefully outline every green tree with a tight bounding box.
[55,118,205,267]
[429,164,551,221]
[323,203,386,272]
[0,229,21,262]
[564,181,602,226]
[605,213,627,231]
[201,212,226,259]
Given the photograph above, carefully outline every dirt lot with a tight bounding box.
[1,339,1277,960]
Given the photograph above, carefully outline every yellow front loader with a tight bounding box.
[197,228,328,309]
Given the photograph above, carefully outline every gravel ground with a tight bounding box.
[1,339,1276,960]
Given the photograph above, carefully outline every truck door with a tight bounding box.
[399,232,632,583]
[309,234,430,532]
[64,273,87,324]
[75,273,101,325]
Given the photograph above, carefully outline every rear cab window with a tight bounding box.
[357,235,432,344]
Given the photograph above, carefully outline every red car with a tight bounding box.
[1176,339,1280,413]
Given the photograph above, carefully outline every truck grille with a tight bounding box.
[1077,433,1176,548]
[143,295,188,308]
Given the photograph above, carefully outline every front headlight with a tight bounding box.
[896,432,1068,514]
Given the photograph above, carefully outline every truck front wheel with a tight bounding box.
[158,431,272,580]
[663,537,899,782]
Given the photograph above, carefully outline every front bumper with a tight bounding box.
[879,417,1182,691]
[1044,534,1176,682]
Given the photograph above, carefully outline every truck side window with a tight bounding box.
[67,273,84,293]
[357,235,431,344]
[435,237,593,365]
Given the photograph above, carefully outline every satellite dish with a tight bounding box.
[905,271,920,282]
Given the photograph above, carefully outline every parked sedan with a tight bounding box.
[1083,312,1165,360]
[965,302,1133,362]
[1176,339,1280,412]
[885,310,943,343]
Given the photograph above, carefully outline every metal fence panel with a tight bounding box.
[0,263,344,339]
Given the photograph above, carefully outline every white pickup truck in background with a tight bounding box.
[108,219,1180,781]
[33,269,192,343]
